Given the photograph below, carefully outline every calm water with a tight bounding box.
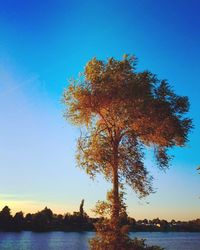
[0,231,199,250]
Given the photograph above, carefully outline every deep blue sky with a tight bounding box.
[0,0,199,219]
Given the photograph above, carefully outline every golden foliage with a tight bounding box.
[63,55,192,197]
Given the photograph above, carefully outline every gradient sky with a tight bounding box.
[0,0,200,220]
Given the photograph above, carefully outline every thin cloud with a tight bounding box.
[0,75,39,97]
[0,193,33,201]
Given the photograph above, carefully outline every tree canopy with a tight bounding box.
[63,55,192,197]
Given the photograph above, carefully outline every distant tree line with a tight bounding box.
[0,205,199,232]
[0,204,95,232]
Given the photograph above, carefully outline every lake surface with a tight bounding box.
[0,231,199,250]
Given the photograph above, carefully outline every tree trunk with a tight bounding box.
[111,142,121,249]
[112,142,120,229]
[112,165,119,224]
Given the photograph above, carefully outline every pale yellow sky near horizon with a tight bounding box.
[1,193,199,221]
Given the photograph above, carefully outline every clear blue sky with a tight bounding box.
[0,0,199,220]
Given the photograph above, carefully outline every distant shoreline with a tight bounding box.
[1,229,200,233]
[1,206,199,233]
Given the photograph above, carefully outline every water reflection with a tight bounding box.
[0,231,199,250]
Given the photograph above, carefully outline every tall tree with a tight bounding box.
[63,55,192,248]
[79,199,84,217]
